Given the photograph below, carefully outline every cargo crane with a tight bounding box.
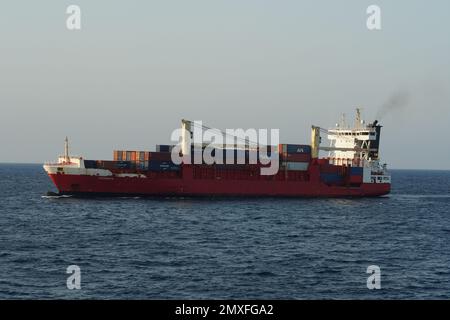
[180,119,269,155]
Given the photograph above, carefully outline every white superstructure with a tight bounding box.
[317,109,391,184]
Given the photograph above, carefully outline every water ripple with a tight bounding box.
[0,165,449,299]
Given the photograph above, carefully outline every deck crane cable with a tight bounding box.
[188,121,349,149]
[319,127,329,134]
[188,121,264,149]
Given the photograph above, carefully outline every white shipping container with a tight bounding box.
[282,162,309,171]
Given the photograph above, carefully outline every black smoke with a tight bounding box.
[376,91,410,120]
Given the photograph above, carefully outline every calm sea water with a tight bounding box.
[0,164,449,299]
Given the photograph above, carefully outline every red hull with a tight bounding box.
[47,165,390,198]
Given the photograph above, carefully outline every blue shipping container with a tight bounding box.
[137,162,148,170]
[156,144,173,152]
[350,167,364,175]
[286,144,311,154]
[115,161,134,169]
[148,160,180,171]
[320,173,343,183]
[84,160,97,169]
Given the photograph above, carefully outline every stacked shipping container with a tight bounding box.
[113,150,180,172]
[279,144,311,171]
[110,144,314,172]
[94,144,363,184]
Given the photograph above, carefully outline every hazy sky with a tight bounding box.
[0,0,449,169]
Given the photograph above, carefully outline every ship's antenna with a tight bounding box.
[64,136,70,163]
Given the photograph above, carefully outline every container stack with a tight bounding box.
[113,150,149,170]
[94,160,136,170]
[113,150,180,172]
[110,144,314,173]
[148,151,180,172]
[279,144,311,171]
[190,146,275,166]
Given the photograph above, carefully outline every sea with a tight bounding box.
[0,163,449,299]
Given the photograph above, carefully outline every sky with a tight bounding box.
[0,0,449,169]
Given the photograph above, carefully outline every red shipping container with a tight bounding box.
[349,175,363,184]
[317,159,330,165]
[281,153,311,162]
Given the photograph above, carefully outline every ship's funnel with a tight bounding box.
[369,124,382,160]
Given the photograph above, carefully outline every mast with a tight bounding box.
[181,119,191,156]
[311,126,321,159]
[64,136,70,163]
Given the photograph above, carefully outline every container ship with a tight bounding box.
[43,109,391,197]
